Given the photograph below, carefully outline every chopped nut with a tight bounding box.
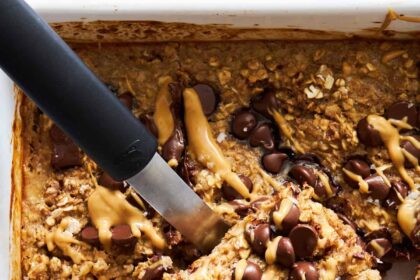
[247,59,260,70]
[324,75,335,90]
[208,57,220,67]
[304,85,324,99]
[218,69,232,85]
[335,78,346,87]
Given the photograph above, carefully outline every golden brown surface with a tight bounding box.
[17,40,420,279]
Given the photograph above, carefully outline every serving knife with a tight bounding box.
[0,0,229,253]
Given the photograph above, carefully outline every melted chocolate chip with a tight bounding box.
[222,174,253,201]
[245,223,271,256]
[357,117,382,147]
[249,123,276,151]
[228,200,250,217]
[343,159,371,188]
[51,143,83,169]
[98,172,125,191]
[401,136,420,168]
[273,201,300,234]
[336,213,357,230]
[289,262,319,280]
[231,111,258,139]
[366,238,392,258]
[118,92,133,109]
[50,124,72,144]
[81,226,99,245]
[313,178,338,200]
[111,224,136,246]
[139,113,158,138]
[276,237,295,267]
[385,101,418,128]
[178,157,197,188]
[365,175,390,200]
[240,261,263,280]
[251,91,280,118]
[142,265,167,280]
[262,152,288,173]
[162,125,185,165]
[384,180,409,209]
[193,84,219,116]
[289,165,317,187]
[289,224,318,258]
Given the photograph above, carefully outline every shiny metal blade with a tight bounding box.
[127,153,229,253]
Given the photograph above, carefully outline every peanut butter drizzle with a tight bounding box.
[234,259,248,280]
[88,185,166,250]
[374,164,392,187]
[367,115,418,190]
[315,170,334,198]
[380,8,420,31]
[183,88,250,198]
[154,76,175,145]
[370,240,386,258]
[342,168,369,193]
[265,236,281,265]
[46,217,84,264]
[271,110,305,154]
[272,197,295,229]
[398,193,420,241]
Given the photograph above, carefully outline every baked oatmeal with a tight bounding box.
[16,40,420,279]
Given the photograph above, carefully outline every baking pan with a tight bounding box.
[1,0,419,278]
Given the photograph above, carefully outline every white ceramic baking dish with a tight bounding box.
[1,0,419,278]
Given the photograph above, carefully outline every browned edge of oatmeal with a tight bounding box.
[51,20,420,44]
[10,88,24,280]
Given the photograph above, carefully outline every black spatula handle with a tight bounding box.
[0,0,157,180]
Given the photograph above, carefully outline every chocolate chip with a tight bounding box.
[50,124,71,144]
[336,213,357,230]
[262,152,288,173]
[178,157,197,188]
[365,175,390,200]
[289,224,318,258]
[357,117,382,147]
[193,84,219,116]
[162,124,185,165]
[276,237,295,267]
[289,165,317,187]
[51,143,83,169]
[231,111,258,139]
[163,223,182,246]
[139,113,158,138]
[384,180,409,209]
[249,123,276,151]
[366,238,392,258]
[343,159,371,188]
[289,262,319,280]
[245,223,271,256]
[237,261,263,280]
[98,172,125,191]
[385,101,418,127]
[272,201,300,234]
[118,92,133,109]
[81,226,99,245]
[401,136,420,168]
[228,200,250,217]
[222,174,253,201]
[111,224,136,246]
[250,196,270,212]
[142,265,167,280]
[251,91,280,118]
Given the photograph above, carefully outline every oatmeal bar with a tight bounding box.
[17,40,420,279]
